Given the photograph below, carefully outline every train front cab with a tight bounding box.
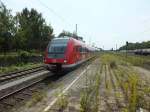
[44,37,70,71]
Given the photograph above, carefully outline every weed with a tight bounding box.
[56,93,68,111]
[94,73,101,112]
[128,74,138,112]
[110,61,117,68]
[80,91,91,112]
[26,91,46,107]
[100,53,150,111]
[80,70,101,112]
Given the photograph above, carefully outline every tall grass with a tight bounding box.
[101,53,150,111]
[114,53,150,66]
[0,62,42,74]
[26,91,46,107]
[56,93,68,111]
[80,68,101,112]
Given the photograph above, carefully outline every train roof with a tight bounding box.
[53,36,97,51]
[53,36,70,40]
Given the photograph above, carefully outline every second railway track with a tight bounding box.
[0,58,96,112]
[0,65,45,84]
[0,66,50,112]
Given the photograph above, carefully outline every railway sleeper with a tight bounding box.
[2,99,17,107]
[14,95,26,100]
[22,91,33,96]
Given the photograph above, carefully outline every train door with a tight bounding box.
[75,46,81,62]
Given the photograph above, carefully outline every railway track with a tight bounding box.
[0,81,47,112]
[0,65,45,84]
[0,66,50,112]
[0,58,95,112]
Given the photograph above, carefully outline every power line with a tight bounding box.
[36,0,72,27]
[0,0,3,3]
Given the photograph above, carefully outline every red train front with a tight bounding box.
[44,36,94,71]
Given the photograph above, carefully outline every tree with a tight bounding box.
[0,2,15,52]
[58,30,83,40]
[15,8,53,51]
[119,41,150,50]
[40,24,54,49]
[58,30,74,37]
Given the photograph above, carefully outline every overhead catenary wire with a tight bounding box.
[0,0,4,4]
[1,0,73,31]
[35,0,73,28]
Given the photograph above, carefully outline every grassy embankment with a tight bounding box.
[0,50,44,57]
[79,53,150,112]
[115,52,150,69]
[0,62,42,74]
[0,50,43,74]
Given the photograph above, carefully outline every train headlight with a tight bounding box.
[64,60,67,63]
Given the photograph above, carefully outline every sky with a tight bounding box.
[2,0,150,49]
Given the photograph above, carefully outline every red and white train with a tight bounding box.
[44,36,97,71]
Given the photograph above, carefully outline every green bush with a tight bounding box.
[110,61,117,68]
[18,51,29,63]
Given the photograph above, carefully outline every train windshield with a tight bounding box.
[48,38,69,58]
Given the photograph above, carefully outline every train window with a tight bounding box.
[82,47,84,52]
[75,47,77,51]
[49,45,66,53]
[49,38,69,45]
[48,45,66,58]
[85,48,87,52]
[81,47,87,53]
[86,48,89,52]
[79,46,82,52]
[75,46,81,52]
[83,47,86,52]
[75,46,88,53]
[48,53,65,58]
[47,38,69,58]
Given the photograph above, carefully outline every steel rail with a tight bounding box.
[0,65,45,83]
[0,70,49,101]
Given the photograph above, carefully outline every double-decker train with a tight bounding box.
[44,36,97,71]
